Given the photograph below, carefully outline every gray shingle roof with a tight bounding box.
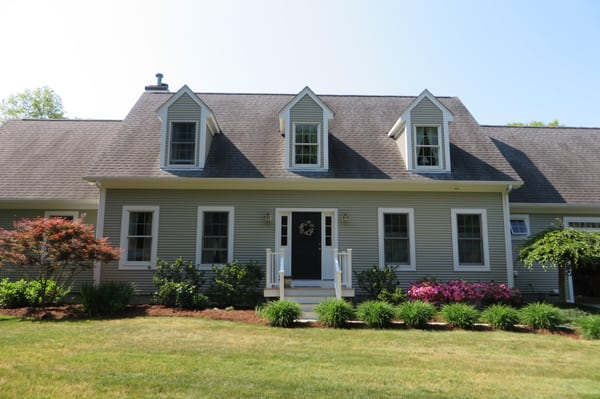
[487,126,600,204]
[0,119,118,201]
[87,91,520,182]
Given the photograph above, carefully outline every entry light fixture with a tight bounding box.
[342,213,350,224]
[264,212,273,224]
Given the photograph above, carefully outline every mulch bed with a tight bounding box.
[0,305,579,338]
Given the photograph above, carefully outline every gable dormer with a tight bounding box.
[388,89,453,172]
[157,85,220,170]
[279,87,334,171]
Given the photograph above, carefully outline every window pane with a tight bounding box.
[170,122,196,165]
[383,213,409,264]
[510,219,528,235]
[202,211,229,264]
[416,126,440,167]
[128,212,153,236]
[127,237,152,262]
[294,124,319,165]
[457,214,483,264]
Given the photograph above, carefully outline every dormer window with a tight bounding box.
[294,123,320,166]
[279,87,334,171]
[415,125,441,168]
[157,85,221,171]
[387,89,453,173]
[169,122,197,165]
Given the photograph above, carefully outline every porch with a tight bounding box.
[264,248,355,315]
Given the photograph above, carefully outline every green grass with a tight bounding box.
[1,316,599,398]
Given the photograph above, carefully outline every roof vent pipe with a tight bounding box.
[145,73,169,91]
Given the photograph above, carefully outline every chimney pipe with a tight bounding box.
[145,73,169,91]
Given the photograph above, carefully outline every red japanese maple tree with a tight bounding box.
[0,217,119,306]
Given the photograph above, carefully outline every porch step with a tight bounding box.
[263,287,355,320]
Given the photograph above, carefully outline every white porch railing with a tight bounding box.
[333,248,352,299]
[265,248,286,299]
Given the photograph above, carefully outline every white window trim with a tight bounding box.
[564,217,600,232]
[414,124,443,171]
[167,120,199,168]
[509,214,531,239]
[451,208,490,272]
[44,210,80,219]
[378,208,416,271]
[291,122,322,169]
[196,206,235,270]
[119,206,160,270]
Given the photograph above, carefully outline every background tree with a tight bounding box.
[0,217,119,307]
[0,86,65,123]
[507,119,560,127]
[519,227,600,302]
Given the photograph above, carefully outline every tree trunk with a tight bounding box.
[558,264,567,303]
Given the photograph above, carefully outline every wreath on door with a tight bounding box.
[298,220,315,237]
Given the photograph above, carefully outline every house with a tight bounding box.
[1,75,599,304]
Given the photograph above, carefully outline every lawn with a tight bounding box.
[1,315,599,398]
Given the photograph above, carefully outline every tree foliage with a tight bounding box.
[507,119,560,127]
[0,217,119,307]
[519,227,600,302]
[0,86,65,123]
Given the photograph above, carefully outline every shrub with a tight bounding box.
[577,316,600,340]
[0,278,69,308]
[207,261,262,308]
[377,287,407,305]
[152,258,206,309]
[257,300,302,327]
[481,304,520,330]
[519,302,563,330]
[440,303,480,329]
[26,279,70,307]
[558,307,592,324]
[314,298,355,328]
[396,300,436,329]
[408,279,520,307]
[80,281,135,316]
[356,300,395,328]
[0,278,30,308]
[356,265,400,300]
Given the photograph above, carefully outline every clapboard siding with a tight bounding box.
[166,92,202,165]
[101,189,507,294]
[0,209,98,291]
[410,97,446,169]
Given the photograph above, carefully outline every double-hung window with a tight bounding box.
[197,207,234,268]
[378,208,416,270]
[451,209,489,271]
[169,122,197,165]
[293,123,319,166]
[415,126,441,168]
[120,206,160,268]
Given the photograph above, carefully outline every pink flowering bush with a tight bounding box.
[408,279,520,308]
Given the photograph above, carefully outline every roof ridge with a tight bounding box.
[483,124,600,130]
[20,118,122,122]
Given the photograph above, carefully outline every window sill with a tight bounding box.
[454,264,490,272]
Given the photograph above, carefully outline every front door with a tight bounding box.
[291,212,322,279]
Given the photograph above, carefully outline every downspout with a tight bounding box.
[502,185,515,288]
[93,182,107,286]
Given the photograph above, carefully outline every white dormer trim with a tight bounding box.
[157,85,221,170]
[388,89,454,172]
[279,86,334,171]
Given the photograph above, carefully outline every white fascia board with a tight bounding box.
[85,176,520,192]
[387,117,406,138]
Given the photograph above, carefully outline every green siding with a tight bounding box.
[0,209,98,291]
[410,97,446,169]
[289,94,325,168]
[101,189,508,294]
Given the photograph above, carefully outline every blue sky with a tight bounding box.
[1,0,599,126]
